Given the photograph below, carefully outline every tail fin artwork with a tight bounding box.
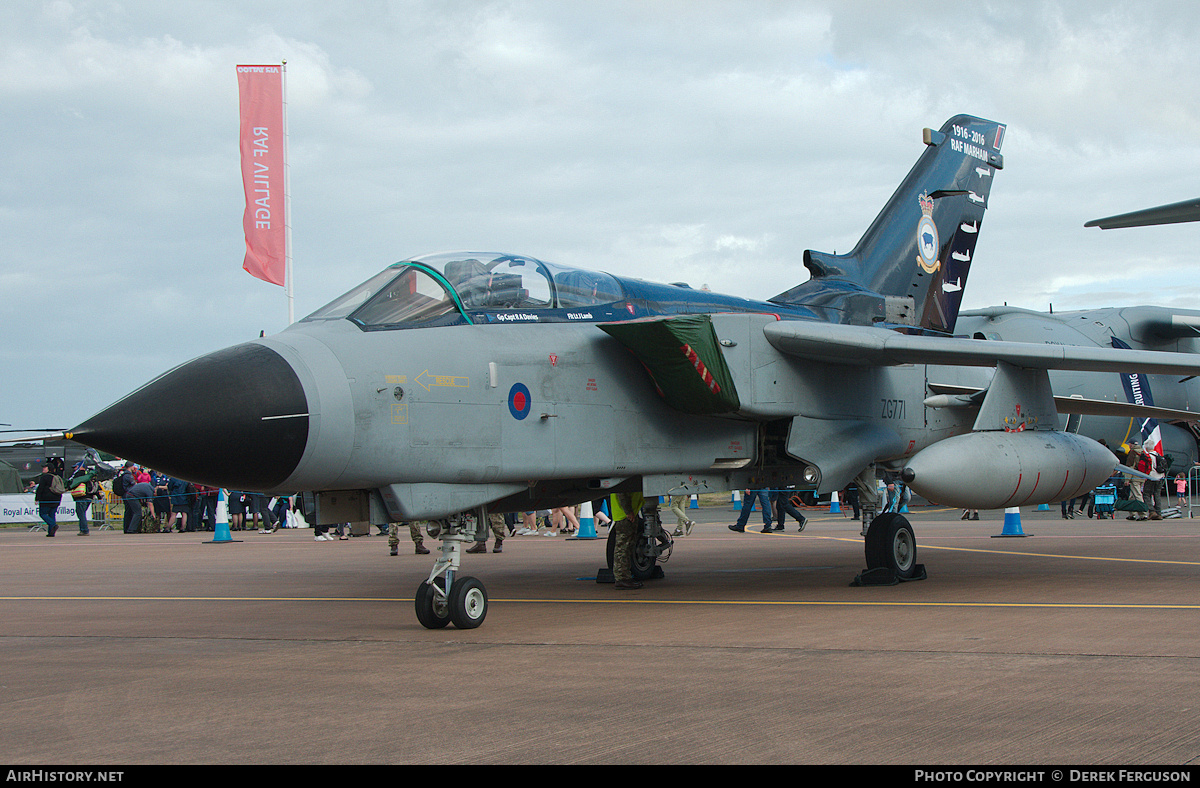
[770,115,1005,334]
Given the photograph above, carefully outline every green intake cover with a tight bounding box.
[599,315,740,414]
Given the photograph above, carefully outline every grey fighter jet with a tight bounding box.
[45,115,1200,628]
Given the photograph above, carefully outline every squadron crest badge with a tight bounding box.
[916,192,940,274]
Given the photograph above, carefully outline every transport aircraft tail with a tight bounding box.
[770,114,1006,334]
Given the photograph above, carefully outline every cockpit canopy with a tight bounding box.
[302,252,625,329]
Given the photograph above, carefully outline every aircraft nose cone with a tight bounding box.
[70,342,308,490]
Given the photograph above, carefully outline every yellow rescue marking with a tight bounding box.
[415,370,469,391]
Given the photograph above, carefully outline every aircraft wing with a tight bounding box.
[1085,197,1200,229]
[927,382,1200,422]
[763,320,1200,376]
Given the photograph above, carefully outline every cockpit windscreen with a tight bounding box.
[302,252,626,329]
[350,267,462,327]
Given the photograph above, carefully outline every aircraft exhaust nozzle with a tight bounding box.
[902,431,1117,510]
[68,342,310,491]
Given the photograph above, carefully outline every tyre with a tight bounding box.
[448,575,488,629]
[606,528,656,581]
[414,578,451,629]
[864,513,917,579]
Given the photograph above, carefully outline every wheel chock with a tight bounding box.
[851,567,896,586]
[850,563,927,586]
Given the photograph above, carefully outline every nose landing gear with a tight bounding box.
[414,514,489,629]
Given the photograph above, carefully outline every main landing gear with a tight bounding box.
[853,511,926,586]
[414,514,489,629]
[600,501,671,583]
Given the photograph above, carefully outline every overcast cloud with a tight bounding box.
[3,0,1200,429]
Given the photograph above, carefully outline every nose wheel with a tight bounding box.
[414,515,490,629]
[414,577,451,629]
[447,576,488,629]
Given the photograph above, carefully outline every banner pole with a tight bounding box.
[282,59,294,326]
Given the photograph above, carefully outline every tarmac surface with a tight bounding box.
[2,503,1199,766]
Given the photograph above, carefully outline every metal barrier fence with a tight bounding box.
[92,489,123,530]
[1189,465,1200,519]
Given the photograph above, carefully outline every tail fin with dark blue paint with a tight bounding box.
[770,115,1005,334]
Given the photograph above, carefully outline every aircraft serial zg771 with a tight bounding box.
[55,114,1200,629]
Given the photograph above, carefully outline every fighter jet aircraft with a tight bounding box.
[42,114,1200,629]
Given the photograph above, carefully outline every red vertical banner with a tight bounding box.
[236,65,286,286]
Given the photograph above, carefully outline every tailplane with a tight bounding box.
[770,114,1005,334]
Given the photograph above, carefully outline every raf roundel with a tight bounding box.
[508,382,532,420]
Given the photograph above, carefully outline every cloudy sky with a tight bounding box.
[3,0,1200,430]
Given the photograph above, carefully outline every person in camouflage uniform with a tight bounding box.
[466,513,506,554]
[389,521,430,555]
[611,492,644,590]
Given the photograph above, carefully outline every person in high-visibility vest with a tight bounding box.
[610,492,644,590]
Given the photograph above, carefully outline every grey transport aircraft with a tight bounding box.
[950,196,1200,474]
[29,114,1200,629]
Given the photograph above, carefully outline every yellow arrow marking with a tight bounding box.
[415,370,470,391]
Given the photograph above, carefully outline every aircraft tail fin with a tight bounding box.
[770,115,1006,334]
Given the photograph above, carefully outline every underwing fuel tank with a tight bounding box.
[900,431,1118,510]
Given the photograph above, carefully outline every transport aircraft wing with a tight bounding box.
[925,383,1200,422]
[1085,198,1200,229]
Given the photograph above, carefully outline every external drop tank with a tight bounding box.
[901,430,1118,510]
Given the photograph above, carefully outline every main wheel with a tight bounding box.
[606,528,657,581]
[415,578,451,629]
[448,575,488,629]
[864,513,917,579]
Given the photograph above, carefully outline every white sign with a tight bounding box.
[0,494,80,524]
